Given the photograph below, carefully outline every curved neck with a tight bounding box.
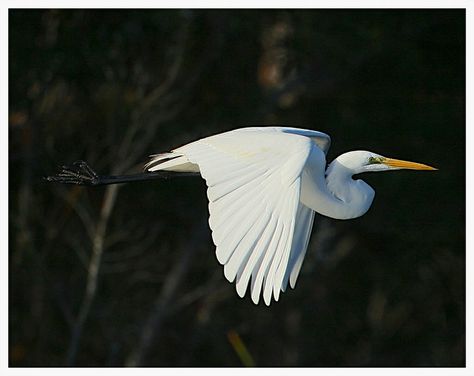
[300,150,375,220]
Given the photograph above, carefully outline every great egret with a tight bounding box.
[47,126,436,305]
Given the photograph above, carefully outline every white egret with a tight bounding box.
[47,126,437,305]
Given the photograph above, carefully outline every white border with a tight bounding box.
[1,0,471,9]
[466,2,471,374]
[1,1,8,374]
[3,2,470,375]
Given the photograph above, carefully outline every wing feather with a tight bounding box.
[207,165,269,202]
[217,199,267,267]
[252,219,284,305]
[211,176,273,248]
[225,207,272,283]
[263,218,291,305]
[235,212,277,297]
[282,203,315,292]
[220,203,265,274]
[208,172,271,231]
[266,183,300,302]
[174,127,324,304]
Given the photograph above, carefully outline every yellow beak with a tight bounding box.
[382,157,437,171]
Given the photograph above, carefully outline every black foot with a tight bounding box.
[44,160,100,186]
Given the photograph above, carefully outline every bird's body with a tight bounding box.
[145,127,436,305]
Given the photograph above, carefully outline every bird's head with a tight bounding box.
[334,150,437,174]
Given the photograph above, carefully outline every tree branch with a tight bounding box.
[65,184,119,365]
[125,221,207,367]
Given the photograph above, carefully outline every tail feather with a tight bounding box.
[145,152,200,173]
[145,152,177,170]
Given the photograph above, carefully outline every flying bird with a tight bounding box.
[47,126,437,305]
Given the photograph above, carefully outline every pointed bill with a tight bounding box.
[382,158,437,171]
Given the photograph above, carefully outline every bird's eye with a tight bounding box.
[368,156,383,165]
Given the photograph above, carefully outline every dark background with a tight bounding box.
[9,9,465,367]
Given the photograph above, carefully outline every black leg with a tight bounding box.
[44,160,200,186]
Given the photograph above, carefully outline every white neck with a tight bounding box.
[300,150,375,220]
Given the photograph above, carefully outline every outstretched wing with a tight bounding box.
[175,127,326,305]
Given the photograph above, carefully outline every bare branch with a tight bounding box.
[65,184,120,365]
[125,220,207,367]
[117,14,191,166]
[53,186,95,242]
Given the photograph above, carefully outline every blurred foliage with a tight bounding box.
[9,9,464,367]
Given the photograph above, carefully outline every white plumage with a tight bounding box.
[146,126,436,305]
